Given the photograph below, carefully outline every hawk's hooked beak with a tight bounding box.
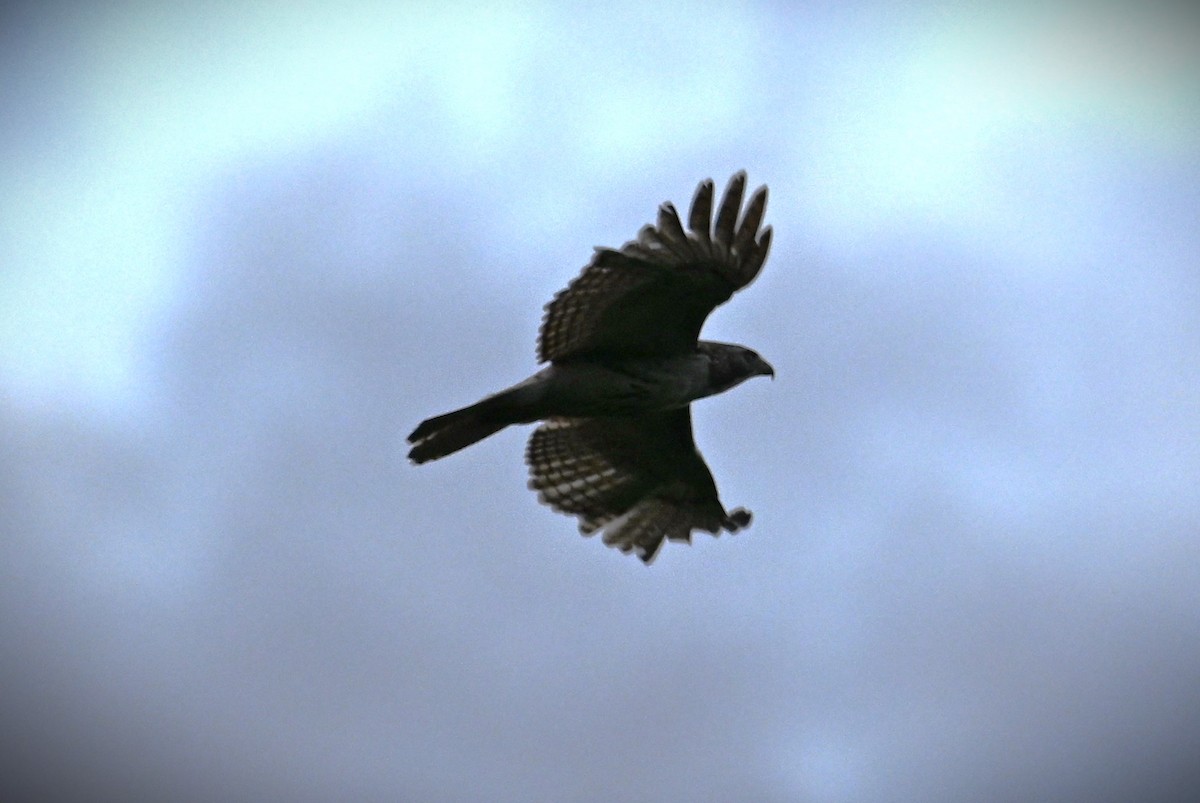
[756,357,775,380]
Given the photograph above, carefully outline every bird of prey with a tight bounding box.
[408,172,774,563]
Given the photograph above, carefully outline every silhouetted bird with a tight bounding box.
[409,172,774,563]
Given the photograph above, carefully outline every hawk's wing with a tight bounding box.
[525,410,751,564]
[538,172,772,362]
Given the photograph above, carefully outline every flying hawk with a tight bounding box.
[409,172,774,563]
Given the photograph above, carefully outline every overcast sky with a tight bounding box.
[3,2,1200,801]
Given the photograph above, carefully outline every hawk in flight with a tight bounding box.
[409,172,774,563]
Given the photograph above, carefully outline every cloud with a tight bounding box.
[3,3,1199,801]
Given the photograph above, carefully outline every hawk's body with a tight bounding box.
[409,172,774,563]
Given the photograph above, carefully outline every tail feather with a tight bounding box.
[409,372,549,464]
[407,400,509,463]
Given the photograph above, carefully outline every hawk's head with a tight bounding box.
[698,341,774,396]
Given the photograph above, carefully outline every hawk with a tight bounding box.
[408,172,774,563]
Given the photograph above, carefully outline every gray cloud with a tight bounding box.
[4,3,1200,802]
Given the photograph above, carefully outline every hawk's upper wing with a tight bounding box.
[525,410,751,563]
[538,172,772,362]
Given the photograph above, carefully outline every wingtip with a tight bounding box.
[757,225,773,253]
[750,182,768,206]
[724,508,752,531]
[729,171,769,200]
[688,178,716,245]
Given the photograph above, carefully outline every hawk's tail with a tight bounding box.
[407,399,510,464]
[408,374,552,464]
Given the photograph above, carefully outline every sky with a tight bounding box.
[2,1,1199,800]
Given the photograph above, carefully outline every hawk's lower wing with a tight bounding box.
[525,410,751,564]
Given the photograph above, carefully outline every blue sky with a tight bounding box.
[3,2,1199,801]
